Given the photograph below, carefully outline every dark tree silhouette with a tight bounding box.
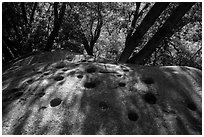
[127,2,195,64]
[119,3,170,63]
[29,2,38,24]
[20,3,28,24]
[44,3,66,51]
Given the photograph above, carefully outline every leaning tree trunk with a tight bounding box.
[119,3,170,63]
[127,2,195,65]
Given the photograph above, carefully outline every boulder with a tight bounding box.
[2,51,202,135]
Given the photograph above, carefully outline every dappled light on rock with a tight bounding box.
[2,52,202,135]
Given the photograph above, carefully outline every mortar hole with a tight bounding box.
[38,92,45,97]
[50,98,62,107]
[143,77,154,84]
[56,63,66,69]
[84,82,96,88]
[54,75,64,81]
[77,74,83,79]
[143,92,157,104]
[86,67,97,73]
[187,102,197,111]
[14,92,24,98]
[119,82,126,87]
[26,79,34,84]
[99,101,109,110]
[117,74,122,77]
[43,71,50,76]
[128,111,139,121]
[123,69,129,72]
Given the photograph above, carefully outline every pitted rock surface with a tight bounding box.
[2,51,202,135]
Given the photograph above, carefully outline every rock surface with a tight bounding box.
[2,50,202,135]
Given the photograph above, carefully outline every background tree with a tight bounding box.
[2,2,202,69]
[44,2,66,51]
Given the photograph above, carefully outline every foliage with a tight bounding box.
[2,2,202,69]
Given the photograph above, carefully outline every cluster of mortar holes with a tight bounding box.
[142,77,154,84]
[128,111,139,122]
[99,101,109,111]
[77,74,83,79]
[187,102,197,111]
[86,67,97,73]
[119,82,126,87]
[54,75,64,81]
[143,92,157,104]
[50,98,62,107]
[84,81,96,88]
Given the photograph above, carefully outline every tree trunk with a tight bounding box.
[89,6,103,53]
[82,35,93,56]
[127,3,195,65]
[119,3,170,63]
[44,3,66,51]
[20,3,28,24]
[83,3,103,56]
[29,2,38,24]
